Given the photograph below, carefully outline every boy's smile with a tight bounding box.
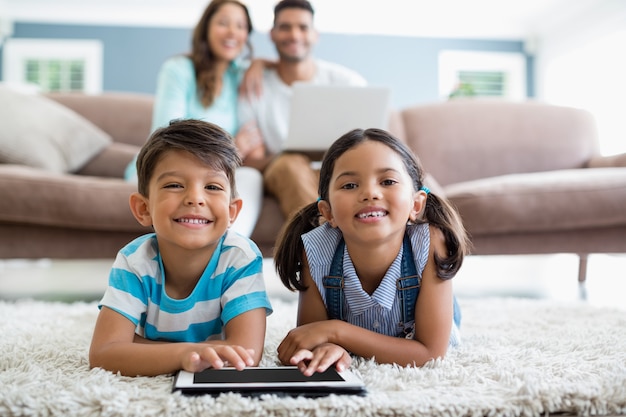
[175,215,212,226]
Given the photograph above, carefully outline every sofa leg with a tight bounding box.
[577,254,589,301]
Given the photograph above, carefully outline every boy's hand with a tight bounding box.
[182,345,255,373]
[288,343,352,376]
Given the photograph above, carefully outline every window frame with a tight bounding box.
[438,50,527,100]
[2,38,103,93]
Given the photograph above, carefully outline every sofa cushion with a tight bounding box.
[401,100,600,186]
[0,86,112,173]
[445,168,626,235]
[0,164,146,232]
[75,142,140,178]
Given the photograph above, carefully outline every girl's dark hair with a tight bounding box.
[274,128,471,291]
[136,119,241,199]
[190,0,253,107]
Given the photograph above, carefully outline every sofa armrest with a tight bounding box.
[587,152,626,168]
[75,142,140,178]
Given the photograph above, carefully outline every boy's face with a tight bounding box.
[131,149,241,255]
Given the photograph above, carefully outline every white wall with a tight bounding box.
[535,0,626,155]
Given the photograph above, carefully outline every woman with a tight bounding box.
[125,0,265,237]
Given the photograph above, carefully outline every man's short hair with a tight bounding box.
[274,0,314,22]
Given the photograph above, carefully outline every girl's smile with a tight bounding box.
[355,206,388,221]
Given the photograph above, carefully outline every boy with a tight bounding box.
[89,119,272,376]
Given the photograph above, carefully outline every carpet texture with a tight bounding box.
[1,297,625,417]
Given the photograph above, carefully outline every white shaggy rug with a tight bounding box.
[1,297,625,417]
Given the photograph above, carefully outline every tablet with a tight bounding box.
[172,366,367,397]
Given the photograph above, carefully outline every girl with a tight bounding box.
[274,128,470,376]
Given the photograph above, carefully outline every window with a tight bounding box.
[2,38,102,93]
[539,30,626,156]
[439,50,526,100]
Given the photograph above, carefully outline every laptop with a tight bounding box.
[283,84,391,154]
[172,366,367,397]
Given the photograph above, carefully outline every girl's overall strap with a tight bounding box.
[322,239,346,320]
[397,234,420,333]
[323,234,420,327]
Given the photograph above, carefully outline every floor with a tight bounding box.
[0,253,625,310]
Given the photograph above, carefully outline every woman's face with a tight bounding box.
[208,2,249,63]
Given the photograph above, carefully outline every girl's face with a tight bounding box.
[319,140,424,247]
[208,3,249,64]
[136,149,240,256]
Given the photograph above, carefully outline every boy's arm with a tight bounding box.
[89,307,256,376]
[219,308,267,365]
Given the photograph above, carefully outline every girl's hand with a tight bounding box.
[277,321,338,365]
[289,343,352,376]
[182,344,255,373]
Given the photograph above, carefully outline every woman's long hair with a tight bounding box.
[190,0,253,107]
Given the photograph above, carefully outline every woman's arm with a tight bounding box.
[89,307,262,376]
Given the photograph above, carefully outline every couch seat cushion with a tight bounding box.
[0,86,112,173]
[0,165,147,232]
[445,168,626,235]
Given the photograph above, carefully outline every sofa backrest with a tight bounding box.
[46,92,153,147]
[399,99,600,186]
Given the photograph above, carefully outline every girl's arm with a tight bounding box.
[89,307,265,376]
[277,253,352,374]
[279,226,454,368]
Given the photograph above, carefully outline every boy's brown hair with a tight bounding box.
[135,119,242,198]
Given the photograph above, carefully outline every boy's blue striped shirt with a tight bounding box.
[99,231,272,342]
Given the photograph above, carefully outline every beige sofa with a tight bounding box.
[1,92,625,283]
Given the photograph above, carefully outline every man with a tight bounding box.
[239,0,367,220]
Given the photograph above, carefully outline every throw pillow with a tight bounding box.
[0,85,112,173]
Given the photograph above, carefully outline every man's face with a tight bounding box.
[270,8,318,62]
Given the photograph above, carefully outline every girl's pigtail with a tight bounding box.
[274,202,321,291]
[422,192,471,279]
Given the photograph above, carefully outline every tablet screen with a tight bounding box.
[194,367,344,384]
